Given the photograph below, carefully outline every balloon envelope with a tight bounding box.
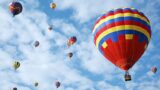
[50,3,56,9]
[13,61,20,70]
[55,81,61,88]
[13,87,17,90]
[151,67,157,73]
[68,52,73,59]
[67,36,77,47]
[9,1,22,16]
[93,8,151,71]
[34,82,39,87]
[34,41,40,47]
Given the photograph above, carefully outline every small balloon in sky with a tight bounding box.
[34,82,39,87]
[13,87,17,90]
[151,66,157,74]
[67,36,77,47]
[13,61,20,70]
[50,2,56,9]
[9,1,23,17]
[67,52,73,59]
[34,41,40,47]
[55,81,61,88]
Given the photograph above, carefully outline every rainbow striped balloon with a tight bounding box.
[93,8,151,71]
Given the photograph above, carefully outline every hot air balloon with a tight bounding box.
[93,8,151,81]
[50,2,56,9]
[9,1,23,16]
[151,67,157,73]
[48,25,53,31]
[34,41,40,47]
[67,52,73,59]
[55,81,61,88]
[13,61,20,70]
[13,87,17,90]
[34,82,39,87]
[67,36,77,47]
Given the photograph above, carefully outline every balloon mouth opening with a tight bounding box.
[120,64,131,71]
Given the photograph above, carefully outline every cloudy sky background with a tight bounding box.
[0,0,160,90]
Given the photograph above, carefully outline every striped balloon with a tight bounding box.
[93,8,151,71]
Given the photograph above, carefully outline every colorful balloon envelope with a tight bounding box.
[67,36,77,47]
[93,8,151,71]
[9,1,23,16]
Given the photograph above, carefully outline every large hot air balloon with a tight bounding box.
[55,81,61,88]
[9,1,23,16]
[50,2,56,9]
[93,8,151,81]
[13,61,20,70]
[67,36,77,47]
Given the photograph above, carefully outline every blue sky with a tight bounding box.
[0,0,160,90]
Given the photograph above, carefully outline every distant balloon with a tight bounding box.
[50,2,56,9]
[55,81,61,88]
[67,36,77,47]
[34,82,39,87]
[13,61,20,70]
[48,25,53,31]
[9,1,23,16]
[67,52,73,59]
[34,41,40,47]
[151,67,157,73]
[13,87,17,90]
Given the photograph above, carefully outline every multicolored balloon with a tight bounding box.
[9,1,23,16]
[93,8,151,75]
[67,36,77,47]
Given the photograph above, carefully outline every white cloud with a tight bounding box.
[54,0,132,23]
